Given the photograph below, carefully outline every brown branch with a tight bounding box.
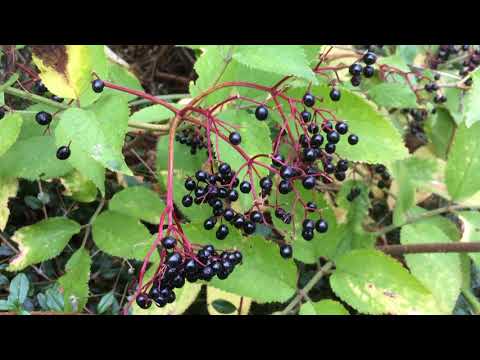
[376,242,480,256]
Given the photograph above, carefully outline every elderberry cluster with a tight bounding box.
[428,45,469,70]
[348,51,377,87]
[175,127,207,155]
[182,164,261,239]
[136,242,242,309]
[373,164,391,189]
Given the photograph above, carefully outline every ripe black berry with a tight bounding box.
[303,148,316,162]
[233,215,246,229]
[182,195,193,207]
[166,252,183,268]
[278,180,292,194]
[302,219,315,231]
[375,164,386,174]
[229,132,242,145]
[260,177,273,191]
[185,259,198,273]
[195,170,208,182]
[172,275,185,288]
[337,160,349,172]
[315,219,328,233]
[301,111,312,123]
[334,171,346,181]
[303,93,315,107]
[351,76,361,87]
[329,88,341,101]
[310,134,324,148]
[161,236,177,250]
[272,154,285,167]
[223,208,235,222]
[33,80,48,95]
[255,105,268,121]
[56,146,71,160]
[335,122,348,135]
[185,178,196,191]
[349,63,363,76]
[216,224,229,240]
[302,229,314,241]
[302,176,316,189]
[308,123,319,134]
[0,108,5,120]
[228,189,239,202]
[363,51,377,65]
[363,65,375,78]
[327,131,340,144]
[280,244,293,259]
[325,143,336,154]
[306,202,317,211]
[280,166,295,180]
[239,180,252,194]
[348,134,359,145]
[52,95,64,103]
[243,220,256,234]
[324,163,335,174]
[250,211,263,223]
[92,79,105,93]
[218,163,231,175]
[35,111,52,126]
[136,293,152,309]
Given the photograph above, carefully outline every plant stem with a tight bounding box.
[4,86,69,110]
[374,205,480,236]
[128,93,189,107]
[377,242,480,256]
[461,288,480,315]
[277,261,334,315]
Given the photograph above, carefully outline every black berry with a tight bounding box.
[329,88,341,101]
[35,111,52,126]
[229,132,242,145]
[56,146,71,160]
[255,106,269,121]
[92,79,105,93]
[280,244,293,259]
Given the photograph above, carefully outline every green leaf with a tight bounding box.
[0,136,73,180]
[183,222,297,303]
[424,108,455,159]
[232,45,316,83]
[44,286,64,311]
[377,54,410,72]
[299,300,349,315]
[7,218,81,271]
[104,61,143,102]
[57,247,92,313]
[130,104,180,123]
[330,249,442,315]
[189,46,284,106]
[443,87,464,125]
[88,94,129,153]
[367,83,418,108]
[109,186,165,224]
[446,122,480,201]
[401,210,462,314]
[215,109,272,180]
[92,210,154,260]
[60,170,98,203]
[0,113,23,157]
[286,85,408,168]
[458,211,480,267]
[302,45,323,65]
[78,45,109,107]
[462,68,480,127]
[55,107,131,175]
[391,156,438,225]
[8,273,29,305]
[97,291,115,314]
[395,45,418,65]
[0,177,18,231]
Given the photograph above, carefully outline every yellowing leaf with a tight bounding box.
[32,45,93,100]
[0,177,18,231]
